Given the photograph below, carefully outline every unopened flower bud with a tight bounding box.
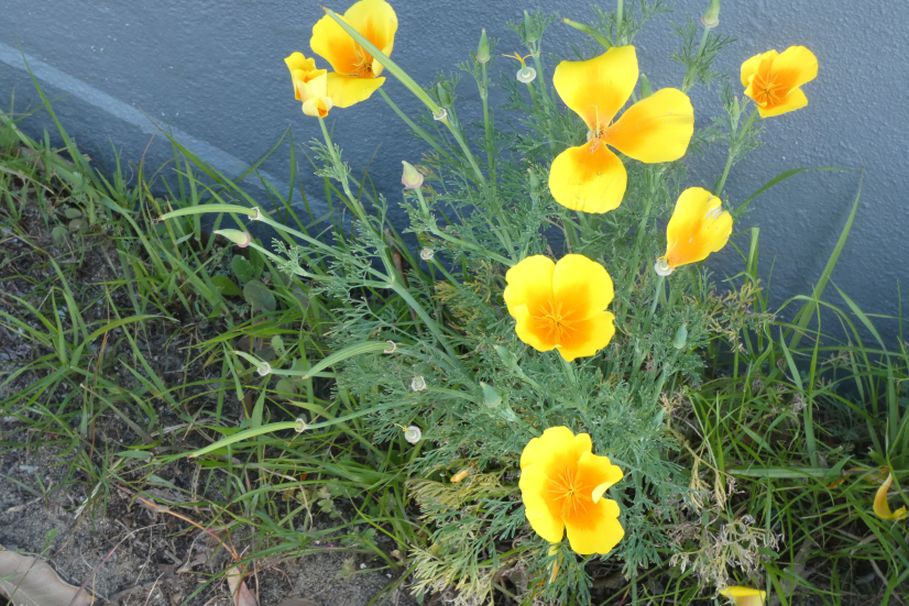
[403,425,422,444]
[639,73,653,98]
[476,29,490,64]
[480,382,502,408]
[527,167,541,200]
[401,161,424,190]
[521,10,540,45]
[419,247,434,261]
[214,229,251,248]
[701,0,720,29]
[654,257,674,277]
[434,83,454,107]
[672,324,688,350]
[516,66,537,84]
[410,375,427,392]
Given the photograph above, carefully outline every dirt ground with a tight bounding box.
[0,442,417,605]
[0,206,416,605]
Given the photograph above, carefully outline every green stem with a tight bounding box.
[318,117,401,277]
[318,119,462,372]
[323,8,486,184]
[562,18,613,51]
[715,108,758,195]
[387,279,465,376]
[560,356,578,390]
[445,112,487,185]
[318,118,361,219]
[616,0,625,43]
[415,189,512,266]
[478,63,496,183]
[682,27,712,91]
[378,88,450,160]
[649,273,666,316]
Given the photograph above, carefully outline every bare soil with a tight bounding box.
[0,198,415,605]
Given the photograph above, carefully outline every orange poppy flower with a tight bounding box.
[741,46,818,118]
[873,472,908,521]
[549,46,694,213]
[310,0,397,108]
[657,187,732,274]
[503,254,616,362]
[284,52,333,118]
[519,427,624,555]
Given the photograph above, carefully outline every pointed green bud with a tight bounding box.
[672,323,689,350]
[401,161,424,190]
[214,229,251,248]
[476,29,490,64]
[701,0,720,29]
[527,167,540,199]
[434,82,454,108]
[480,382,502,408]
[639,73,653,98]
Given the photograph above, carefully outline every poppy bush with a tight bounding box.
[161,0,905,604]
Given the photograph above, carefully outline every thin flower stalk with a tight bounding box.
[323,7,486,184]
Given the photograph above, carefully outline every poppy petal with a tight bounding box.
[556,312,616,362]
[756,88,808,118]
[740,50,775,87]
[325,72,386,107]
[564,498,624,555]
[553,46,638,130]
[665,187,732,268]
[552,254,615,318]
[604,88,694,163]
[773,45,818,88]
[873,472,908,521]
[549,142,627,213]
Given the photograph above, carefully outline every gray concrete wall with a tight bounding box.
[2,1,907,331]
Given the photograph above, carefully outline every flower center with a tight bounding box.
[546,464,591,520]
[752,71,786,107]
[351,45,375,77]
[585,106,612,152]
[534,298,581,344]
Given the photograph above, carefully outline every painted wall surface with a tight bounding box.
[2,1,907,330]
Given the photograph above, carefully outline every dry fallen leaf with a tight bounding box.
[226,565,258,606]
[0,546,94,606]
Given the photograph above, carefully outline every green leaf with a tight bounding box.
[211,274,242,297]
[243,279,277,312]
[50,225,68,245]
[231,255,259,283]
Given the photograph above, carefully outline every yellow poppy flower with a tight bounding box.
[503,254,616,362]
[284,52,334,118]
[873,472,908,521]
[310,0,397,108]
[519,426,624,555]
[719,586,766,606]
[549,46,694,214]
[741,46,818,118]
[658,187,732,273]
